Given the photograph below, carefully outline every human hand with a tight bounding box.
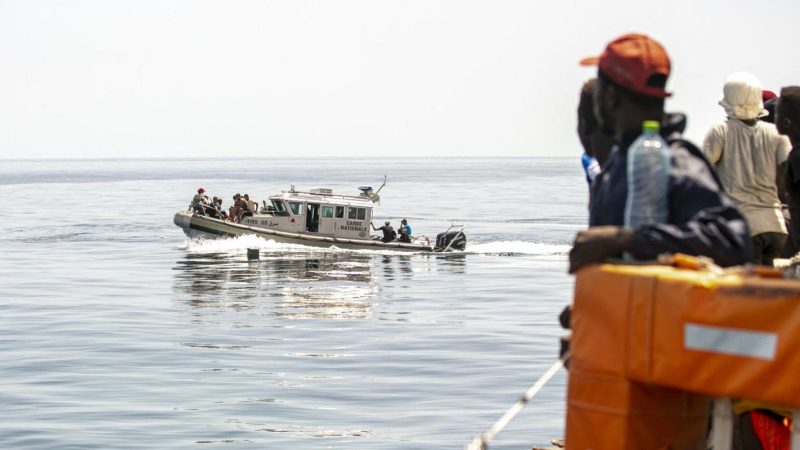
[568,226,634,273]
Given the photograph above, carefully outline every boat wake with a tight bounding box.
[179,235,569,257]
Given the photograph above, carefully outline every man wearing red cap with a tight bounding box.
[191,187,209,214]
[569,33,751,271]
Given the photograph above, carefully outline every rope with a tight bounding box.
[465,353,570,450]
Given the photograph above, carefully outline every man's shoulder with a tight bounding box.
[707,121,728,134]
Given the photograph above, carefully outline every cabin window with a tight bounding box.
[321,206,334,218]
[271,200,287,213]
[348,207,366,221]
[335,206,345,218]
[288,201,303,216]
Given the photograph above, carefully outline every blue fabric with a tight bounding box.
[401,224,412,235]
[589,130,752,267]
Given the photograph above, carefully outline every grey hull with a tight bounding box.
[173,211,434,253]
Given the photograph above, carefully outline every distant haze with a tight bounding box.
[1,0,798,159]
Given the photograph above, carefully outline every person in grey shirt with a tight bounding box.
[703,72,792,266]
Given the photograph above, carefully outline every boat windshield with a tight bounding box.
[288,201,303,216]
[271,200,287,213]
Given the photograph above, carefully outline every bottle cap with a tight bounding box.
[643,120,660,133]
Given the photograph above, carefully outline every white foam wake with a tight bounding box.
[178,235,413,256]
[178,235,569,257]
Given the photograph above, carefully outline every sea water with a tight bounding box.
[0,157,586,449]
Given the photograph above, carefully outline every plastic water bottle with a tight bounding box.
[624,120,670,230]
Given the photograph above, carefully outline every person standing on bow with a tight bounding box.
[702,72,792,266]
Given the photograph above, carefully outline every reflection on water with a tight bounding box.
[435,253,467,274]
[173,245,473,321]
[173,249,378,319]
[379,254,415,281]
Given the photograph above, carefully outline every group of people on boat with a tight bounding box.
[190,187,417,243]
[565,32,800,450]
[190,187,259,223]
[371,218,412,243]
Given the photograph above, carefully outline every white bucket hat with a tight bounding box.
[719,71,768,120]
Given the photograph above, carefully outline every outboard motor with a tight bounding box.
[435,230,467,252]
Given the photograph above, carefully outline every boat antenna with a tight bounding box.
[375,175,387,195]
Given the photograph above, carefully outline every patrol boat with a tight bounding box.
[173,183,466,253]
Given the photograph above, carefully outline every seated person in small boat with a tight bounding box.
[229,193,248,222]
[371,220,397,242]
[244,194,259,214]
[398,219,412,243]
[238,194,252,217]
[213,197,229,220]
[206,196,227,220]
[191,187,210,214]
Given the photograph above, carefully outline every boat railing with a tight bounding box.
[277,190,377,204]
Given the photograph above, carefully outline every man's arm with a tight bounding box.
[569,226,634,273]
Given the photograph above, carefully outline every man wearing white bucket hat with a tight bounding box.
[703,71,793,266]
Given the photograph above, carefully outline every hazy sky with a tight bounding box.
[1,0,798,159]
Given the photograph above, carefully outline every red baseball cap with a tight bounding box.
[763,90,777,102]
[580,33,672,98]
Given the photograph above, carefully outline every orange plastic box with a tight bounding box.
[566,261,800,449]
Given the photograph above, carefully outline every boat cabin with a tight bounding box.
[239,187,375,239]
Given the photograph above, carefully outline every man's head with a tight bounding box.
[777,86,800,143]
[401,219,407,225]
[198,187,205,194]
[581,34,670,136]
[244,194,250,200]
[762,91,778,123]
[719,72,767,121]
[384,220,390,226]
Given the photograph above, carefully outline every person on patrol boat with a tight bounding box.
[398,219,412,243]
[371,220,397,243]
[229,193,246,223]
[191,187,209,215]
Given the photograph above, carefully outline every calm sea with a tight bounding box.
[0,157,587,449]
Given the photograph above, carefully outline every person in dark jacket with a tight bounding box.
[371,220,397,243]
[569,33,752,272]
[777,86,800,250]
